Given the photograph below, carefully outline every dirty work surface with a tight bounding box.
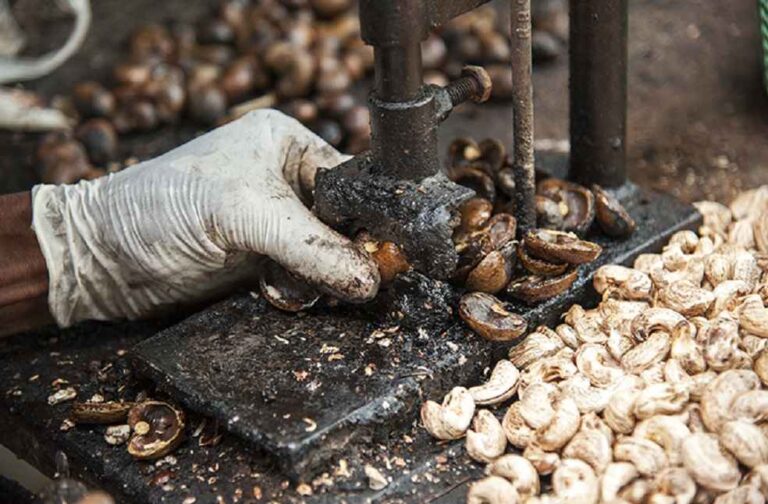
[0,318,492,503]
[131,183,700,484]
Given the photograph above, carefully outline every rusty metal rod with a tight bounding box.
[569,0,628,188]
[510,0,536,235]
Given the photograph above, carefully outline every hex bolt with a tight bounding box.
[445,66,493,106]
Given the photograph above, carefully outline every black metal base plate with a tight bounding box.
[132,184,700,481]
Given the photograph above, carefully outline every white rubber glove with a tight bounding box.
[31,110,380,328]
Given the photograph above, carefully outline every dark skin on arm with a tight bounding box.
[0,192,53,336]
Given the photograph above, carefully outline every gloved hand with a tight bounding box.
[32,110,380,328]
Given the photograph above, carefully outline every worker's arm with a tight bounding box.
[3,110,379,333]
[0,192,54,335]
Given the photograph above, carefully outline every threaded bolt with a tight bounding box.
[445,66,493,106]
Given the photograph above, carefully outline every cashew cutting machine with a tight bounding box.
[132,0,700,489]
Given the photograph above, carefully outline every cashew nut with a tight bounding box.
[486,454,540,500]
[420,386,475,440]
[466,410,507,463]
[467,475,520,504]
[469,360,520,406]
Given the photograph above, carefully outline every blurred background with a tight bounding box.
[1,0,767,205]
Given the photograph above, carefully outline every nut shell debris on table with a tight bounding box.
[505,270,579,305]
[592,184,636,238]
[537,178,596,236]
[259,260,319,312]
[127,400,185,460]
[71,401,134,424]
[524,229,602,265]
[459,292,528,342]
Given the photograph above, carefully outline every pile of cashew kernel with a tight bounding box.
[422,187,768,503]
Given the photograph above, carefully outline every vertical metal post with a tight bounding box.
[360,0,438,181]
[569,0,628,188]
[510,0,536,234]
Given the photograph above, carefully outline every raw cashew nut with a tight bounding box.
[523,442,560,476]
[558,374,613,414]
[607,329,635,362]
[556,324,580,349]
[704,253,731,287]
[575,344,624,388]
[703,314,741,372]
[719,419,768,468]
[732,251,760,291]
[739,294,768,337]
[466,410,507,463]
[618,478,652,504]
[709,280,749,318]
[562,415,613,473]
[420,386,475,440]
[552,459,599,504]
[633,382,690,419]
[613,437,668,477]
[467,475,520,504]
[535,397,581,451]
[593,265,652,300]
[681,433,740,492]
[630,308,688,342]
[687,370,717,401]
[486,454,540,500]
[601,299,650,337]
[744,464,768,496]
[519,383,558,429]
[730,390,768,423]
[651,467,696,504]
[469,360,520,406]
[633,415,691,466]
[755,349,768,386]
[518,353,577,395]
[700,369,760,432]
[621,332,671,374]
[670,330,706,374]
[712,485,765,504]
[508,329,564,370]
[605,386,642,435]
[600,462,639,502]
[694,200,732,237]
[564,305,607,344]
[663,358,690,386]
[502,402,534,449]
[657,280,714,317]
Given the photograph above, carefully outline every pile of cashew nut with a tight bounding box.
[422,187,768,503]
